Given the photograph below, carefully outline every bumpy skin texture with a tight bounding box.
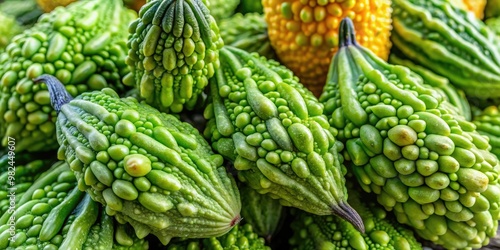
[320,18,500,249]
[263,0,392,96]
[124,0,224,113]
[0,0,135,152]
[203,0,241,20]
[240,184,283,241]
[166,224,270,250]
[389,53,471,121]
[112,222,150,250]
[219,13,276,60]
[203,46,364,232]
[472,106,500,158]
[289,188,422,250]
[391,0,500,99]
[0,153,56,214]
[0,161,86,249]
[40,76,241,245]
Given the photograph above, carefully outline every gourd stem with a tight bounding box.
[339,17,358,48]
[33,74,73,113]
[333,202,365,233]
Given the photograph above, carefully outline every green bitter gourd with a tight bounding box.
[320,17,500,249]
[37,74,242,245]
[124,0,224,113]
[0,0,136,152]
[203,46,364,232]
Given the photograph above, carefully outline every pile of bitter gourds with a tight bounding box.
[2,0,500,249]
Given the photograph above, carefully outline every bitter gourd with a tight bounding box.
[0,161,84,249]
[203,46,364,232]
[472,106,500,158]
[124,0,224,113]
[0,0,136,152]
[219,13,276,60]
[289,186,422,250]
[391,0,500,98]
[0,152,56,214]
[389,53,471,121]
[37,74,242,245]
[240,184,284,241]
[320,17,500,249]
[166,224,270,250]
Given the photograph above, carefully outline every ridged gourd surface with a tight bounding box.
[391,0,500,98]
[0,0,135,152]
[124,0,224,113]
[320,18,500,250]
[47,80,241,245]
[203,46,364,232]
[165,224,270,250]
[289,188,422,250]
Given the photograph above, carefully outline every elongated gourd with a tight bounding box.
[0,0,136,152]
[391,0,500,98]
[320,17,500,249]
[124,0,224,113]
[36,74,241,245]
[203,45,364,232]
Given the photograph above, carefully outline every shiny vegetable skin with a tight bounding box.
[320,18,500,249]
[219,13,276,60]
[0,161,88,249]
[263,0,392,96]
[166,224,270,250]
[203,0,241,20]
[389,53,471,121]
[0,153,56,214]
[0,0,136,152]
[83,209,150,250]
[203,46,364,232]
[391,0,500,98]
[38,75,242,245]
[289,188,422,250]
[124,0,224,113]
[240,184,284,241]
[112,222,150,250]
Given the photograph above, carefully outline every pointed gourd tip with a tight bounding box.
[230,214,243,227]
[332,202,365,234]
[32,74,73,113]
[339,17,357,48]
